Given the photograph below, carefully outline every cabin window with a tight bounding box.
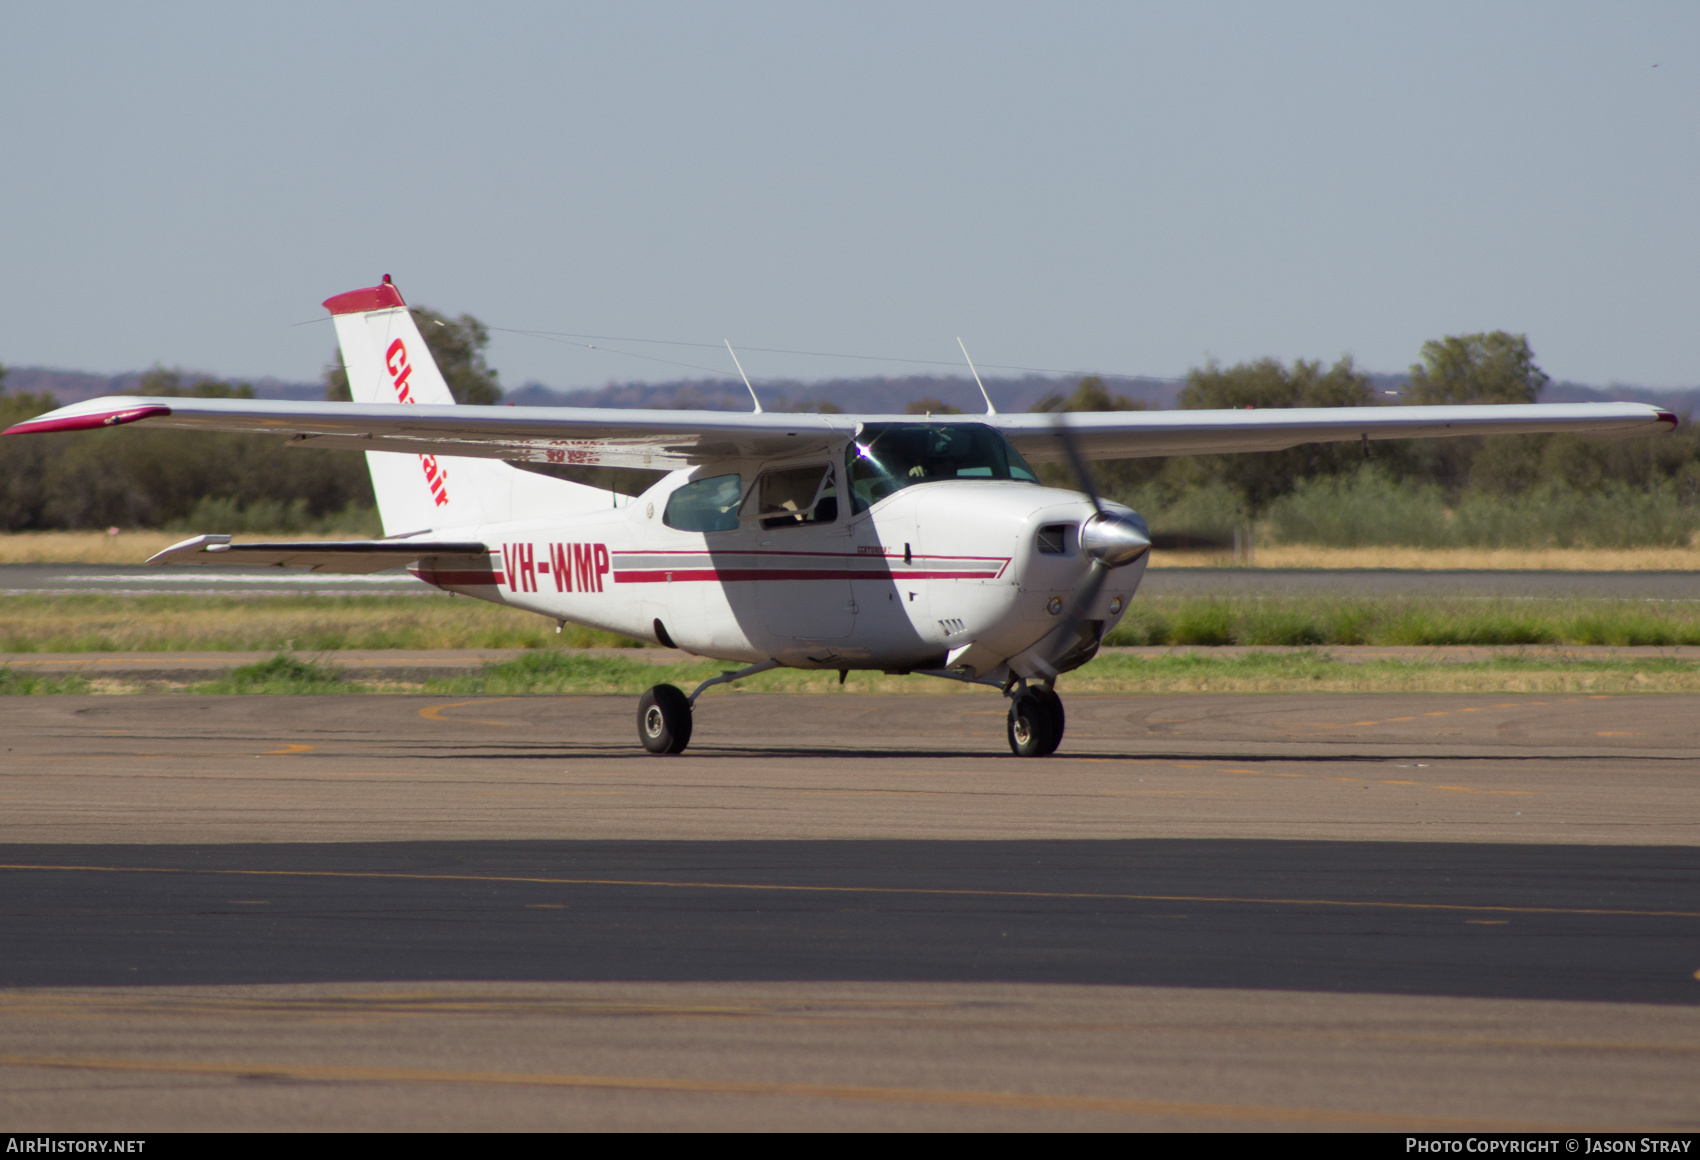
[662,473,742,533]
[749,464,837,529]
[846,423,1039,514]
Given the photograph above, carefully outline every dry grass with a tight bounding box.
[1152,545,1700,570]
[0,595,639,651]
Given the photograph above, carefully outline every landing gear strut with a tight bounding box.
[914,665,1070,757]
[1007,687,1065,757]
[636,659,781,754]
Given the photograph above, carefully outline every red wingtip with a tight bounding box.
[1657,409,1679,429]
[322,280,406,315]
[4,405,173,436]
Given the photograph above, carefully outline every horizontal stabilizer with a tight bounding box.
[148,534,490,574]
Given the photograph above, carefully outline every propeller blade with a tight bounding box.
[1147,530,1234,551]
[1028,415,1153,679]
[1031,559,1109,680]
[1052,414,1104,517]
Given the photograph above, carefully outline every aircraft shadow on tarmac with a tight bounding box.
[397,745,1685,766]
[2,838,1695,1005]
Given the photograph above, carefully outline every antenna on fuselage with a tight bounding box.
[956,337,996,415]
[724,340,762,413]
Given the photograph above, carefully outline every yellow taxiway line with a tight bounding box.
[0,862,1693,920]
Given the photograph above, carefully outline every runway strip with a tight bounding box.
[0,834,1693,1000]
[3,857,1697,920]
[0,692,1694,1129]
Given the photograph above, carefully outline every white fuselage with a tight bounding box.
[412,457,1147,677]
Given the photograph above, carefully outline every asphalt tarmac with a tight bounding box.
[1,692,1696,1130]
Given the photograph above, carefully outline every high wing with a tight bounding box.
[989,402,1677,463]
[4,394,1675,467]
[3,395,848,469]
[147,534,491,574]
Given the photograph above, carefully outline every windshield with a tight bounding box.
[845,423,1039,514]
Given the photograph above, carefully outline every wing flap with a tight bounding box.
[148,534,492,574]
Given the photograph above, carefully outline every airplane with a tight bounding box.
[5,277,1678,755]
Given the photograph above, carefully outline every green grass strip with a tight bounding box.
[192,654,358,695]
[1105,596,1700,647]
[5,647,1700,696]
[9,592,1700,652]
[0,669,91,695]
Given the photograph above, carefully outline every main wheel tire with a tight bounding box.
[638,684,693,754]
[1030,688,1065,755]
[1007,691,1059,757]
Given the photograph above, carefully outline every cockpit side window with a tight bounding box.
[845,423,1039,514]
[662,472,742,533]
[747,464,837,530]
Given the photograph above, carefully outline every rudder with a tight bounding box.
[323,277,605,534]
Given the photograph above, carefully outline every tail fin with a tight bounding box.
[323,277,607,535]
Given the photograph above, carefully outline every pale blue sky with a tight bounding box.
[2,1,1696,391]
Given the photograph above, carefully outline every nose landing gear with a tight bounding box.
[1007,687,1065,757]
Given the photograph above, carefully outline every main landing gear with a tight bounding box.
[637,659,781,754]
[638,661,1067,757]
[1006,686,1065,757]
[637,685,692,754]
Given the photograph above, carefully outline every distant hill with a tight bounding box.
[503,373,1185,414]
[7,365,1697,415]
[1539,380,1700,415]
[3,367,325,404]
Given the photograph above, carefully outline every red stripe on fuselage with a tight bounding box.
[613,568,1000,583]
[413,569,506,586]
[614,548,1011,563]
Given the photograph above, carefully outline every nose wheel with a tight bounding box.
[638,684,693,754]
[1007,688,1065,756]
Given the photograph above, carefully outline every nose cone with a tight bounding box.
[1081,512,1151,568]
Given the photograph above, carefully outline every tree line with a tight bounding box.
[0,307,495,533]
[1033,333,1700,547]
[0,324,1694,545]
